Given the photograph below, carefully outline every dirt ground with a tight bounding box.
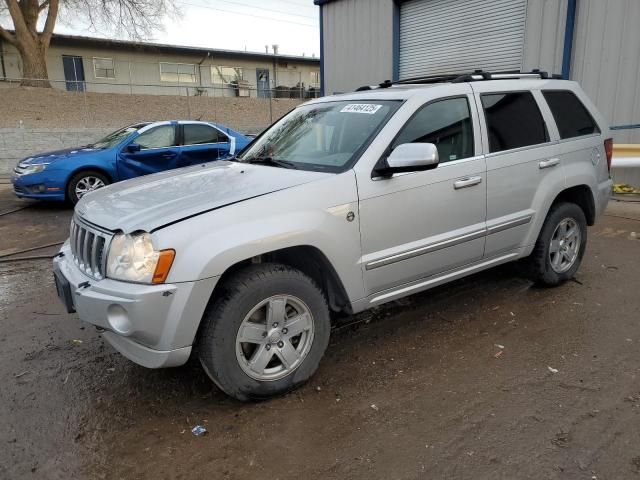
[1,183,640,480]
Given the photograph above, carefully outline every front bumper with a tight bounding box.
[11,170,67,201]
[53,242,219,368]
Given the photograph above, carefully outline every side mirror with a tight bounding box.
[378,143,439,176]
[126,142,141,153]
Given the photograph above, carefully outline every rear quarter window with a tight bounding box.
[542,90,600,139]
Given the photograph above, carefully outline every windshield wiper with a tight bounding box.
[242,156,298,169]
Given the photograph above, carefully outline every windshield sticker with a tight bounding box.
[340,104,383,114]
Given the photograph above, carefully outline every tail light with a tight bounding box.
[604,138,613,172]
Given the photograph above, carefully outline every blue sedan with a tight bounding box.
[11,120,251,204]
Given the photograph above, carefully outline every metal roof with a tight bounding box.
[44,32,320,64]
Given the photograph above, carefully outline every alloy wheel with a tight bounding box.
[549,217,581,274]
[235,295,315,381]
[75,176,106,199]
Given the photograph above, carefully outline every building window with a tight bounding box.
[93,57,115,79]
[159,63,197,83]
[211,66,244,84]
[310,71,320,85]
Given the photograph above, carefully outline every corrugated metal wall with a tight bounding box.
[320,0,640,143]
[571,0,640,143]
[522,0,568,74]
[321,0,394,94]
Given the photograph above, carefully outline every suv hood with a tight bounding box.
[76,161,331,232]
[19,146,101,166]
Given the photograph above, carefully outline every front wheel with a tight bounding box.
[528,202,587,286]
[198,263,331,401]
[67,170,110,205]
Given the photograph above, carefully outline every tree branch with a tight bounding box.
[41,0,59,42]
[4,0,30,38]
[38,0,51,12]
[0,25,17,46]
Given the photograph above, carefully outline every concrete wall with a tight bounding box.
[0,86,305,175]
[0,43,320,95]
[0,127,111,175]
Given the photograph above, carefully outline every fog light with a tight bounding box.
[107,304,132,334]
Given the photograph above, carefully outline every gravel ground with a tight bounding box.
[1,184,640,480]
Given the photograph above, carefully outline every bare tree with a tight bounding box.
[0,0,177,87]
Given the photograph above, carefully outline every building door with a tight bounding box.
[62,55,85,91]
[256,68,270,98]
[398,0,527,79]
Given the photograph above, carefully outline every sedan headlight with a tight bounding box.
[16,163,49,175]
[106,232,175,284]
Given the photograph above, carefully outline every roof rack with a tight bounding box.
[451,69,563,82]
[355,69,564,91]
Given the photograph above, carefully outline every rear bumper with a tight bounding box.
[595,178,614,221]
[53,242,219,368]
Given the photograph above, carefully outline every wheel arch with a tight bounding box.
[65,166,114,200]
[210,245,352,315]
[549,184,596,226]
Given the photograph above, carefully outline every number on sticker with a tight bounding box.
[340,104,383,114]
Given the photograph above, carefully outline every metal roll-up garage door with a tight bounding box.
[399,0,527,80]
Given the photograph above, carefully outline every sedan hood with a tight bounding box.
[76,161,331,232]
[19,146,101,166]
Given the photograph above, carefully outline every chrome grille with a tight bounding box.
[69,217,111,279]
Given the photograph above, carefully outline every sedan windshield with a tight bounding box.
[90,122,151,149]
[238,100,400,172]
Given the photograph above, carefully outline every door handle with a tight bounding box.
[539,158,560,169]
[161,153,177,159]
[453,176,482,189]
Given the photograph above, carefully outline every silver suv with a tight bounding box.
[53,72,613,401]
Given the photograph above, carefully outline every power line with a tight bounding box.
[209,0,317,19]
[178,1,318,25]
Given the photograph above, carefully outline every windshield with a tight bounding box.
[90,122,151,149]
[238,100,400,172]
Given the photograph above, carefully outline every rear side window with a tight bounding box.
[392,97,474,163]
[481,92,548,153]
[542,90,600,139]
[183,124,228,145]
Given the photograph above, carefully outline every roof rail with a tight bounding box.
[452,69,564,82]
[354,69,564,91]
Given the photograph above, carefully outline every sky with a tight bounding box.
[5,0,321,57]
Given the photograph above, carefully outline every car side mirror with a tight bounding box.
[126,142,141,153]
[378,143,439,176]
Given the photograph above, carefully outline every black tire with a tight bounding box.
[66,170,110,205]
[198,263,331,401]
[528,202,587,286]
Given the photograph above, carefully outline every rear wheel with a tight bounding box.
[528,202,587,286]
[67,170,110,205]
[198,263,331,401]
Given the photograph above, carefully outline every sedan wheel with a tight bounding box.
[75,176,106,199]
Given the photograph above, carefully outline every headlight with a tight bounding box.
[106,232,175,284]
[16,163,49,175]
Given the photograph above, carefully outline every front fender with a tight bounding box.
[152,171,365,303]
